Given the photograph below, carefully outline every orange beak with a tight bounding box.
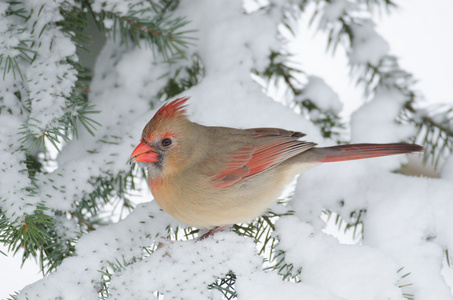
[130,141,158,163]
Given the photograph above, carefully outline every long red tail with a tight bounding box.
[318,143,424,163]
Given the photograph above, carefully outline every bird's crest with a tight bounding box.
[152,96,189,122]
[142,97,189,141]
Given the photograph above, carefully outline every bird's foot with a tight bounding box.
[197,225,229,241]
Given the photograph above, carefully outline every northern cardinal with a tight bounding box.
[130,97,423,238]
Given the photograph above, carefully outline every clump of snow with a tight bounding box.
[362,175,453,300]
[300,75,343,113]
[350,87,415,170]
[235,271,340,300]
[103,18,114,29]
[53,214,80,242]
[0,114,36,219]
[2,1,78,139]
[25,26,78,136]
[319,0,358,29]
[292,159,453,300]
[351,88,414,143]
[275,217,405,300]
[174,0,321,138]
[18,202,176,299]
[317,0,390,67]
[0,1,82,219]
[0,4,37,220]
[0,3,30,58]
[347,20,390,65]
[109,232,261,299]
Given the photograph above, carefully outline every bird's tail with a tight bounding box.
[315,143,424,163]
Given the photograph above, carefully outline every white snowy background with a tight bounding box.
[1,0,453,299]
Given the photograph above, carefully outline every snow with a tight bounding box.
[91,0,140,16]
[275,217,405,300]
[235,271,340,300]
[349,88,416,170]
[14,0,78,138]
[441,155,453,180]
[347,20,390,65]
[0,0,81,219]
[319,0,358,29]
[108,232,261,299]
[53,214,80,242]
[300,75,343,113]
[1,0,453,299]
[0,114,36,218]
[317,1,390,65]
[19,202,177,299]
[293,162,453,299]
[103,18,114,29]
[350,88,415,140]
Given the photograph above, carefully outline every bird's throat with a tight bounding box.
[149,177,163,189]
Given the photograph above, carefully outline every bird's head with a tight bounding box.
[130,97,193,178]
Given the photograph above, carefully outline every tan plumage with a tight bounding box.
[130,97,423,233]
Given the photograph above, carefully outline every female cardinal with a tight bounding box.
[130,97,423,237]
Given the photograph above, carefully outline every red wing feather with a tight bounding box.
[213,128,316,188]
[213,145,254,188]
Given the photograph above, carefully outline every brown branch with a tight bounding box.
[123,16,162,36]
[70,212,96,231]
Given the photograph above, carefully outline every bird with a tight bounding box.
[130,97,423,239]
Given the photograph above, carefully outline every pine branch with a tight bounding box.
[232,204,303,282]
[446,249,451,268]
[0,205,53,272]
[98,254,143,299]
[269,249,302,282]
[315,0,453,165]
[257,51,345,140]
[5,291,19,300]
[0,203,80,274]
[73,167,140,229]
[351,56,416,97]
[404,104,453,168]
[1,0,196,275]
[157,54,205,100]
[1,0,102,267]
[397,267,415,300]
[94,203,299,298]
[0,2,37,81]
[85,0,195,60]
[208,271,237,300]
[17,2,99,153]
[324,208,365,241]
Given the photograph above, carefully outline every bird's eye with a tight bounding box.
[161,138,172,147]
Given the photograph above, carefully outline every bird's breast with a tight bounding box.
[147,164,303,229]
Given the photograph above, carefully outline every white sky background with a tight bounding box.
[1,0,453,298]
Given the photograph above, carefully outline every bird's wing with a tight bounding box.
[212,128,316,188]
